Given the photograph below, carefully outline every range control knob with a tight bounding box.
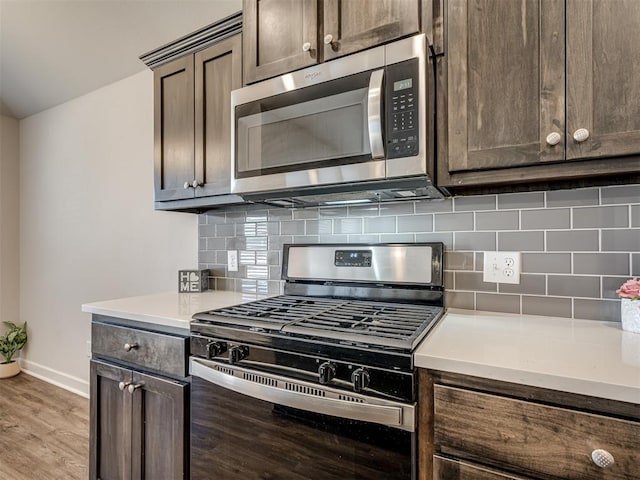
[318,362,336,384]
[351,368,370,393]
[228,345,248,364]
[206,341,227,359]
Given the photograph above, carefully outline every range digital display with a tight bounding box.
[334,250,372,267]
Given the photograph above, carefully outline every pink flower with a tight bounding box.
[617,278,640,300]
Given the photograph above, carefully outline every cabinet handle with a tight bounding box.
[127,383,143,394]
[591,449,615,468]
[302,42,311,52]
[124,342,138,352]
[192,179,203,188]
[183,181,193,190]
[545,132,562,146]
[118,381,131,391]
[324,34,337,49]
[573,128,590,143]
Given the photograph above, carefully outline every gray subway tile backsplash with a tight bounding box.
[548,275,600,298]
[601,229,640,252]
[573,252,630,275]
[434,212,474,231]
[497,192,545,210]
[199,184,639,322]
[546,188,599,207]
[497,231,544,251]
[522,296,572,318]
[573,206,628,228]
[476,293,520,314]
[522,253,571,274]
[454,195,496,212]
[546,230,599,252]
[632,205,640,228]
[600,185,640,205]
[521,208,570,230]
[475,210,519,231]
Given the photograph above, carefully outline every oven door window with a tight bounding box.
[235,70,378,179]
[191,375,413,480]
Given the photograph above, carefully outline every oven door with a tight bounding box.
[190,358,415,480]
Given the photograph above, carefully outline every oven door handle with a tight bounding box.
[367,69,385,159]
[191,358,414,431]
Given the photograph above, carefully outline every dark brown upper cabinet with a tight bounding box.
[438,0,640,190]
[154,56,195,202]
[243,0,422,85]
[566,0,640,161]
[153,34,242,204]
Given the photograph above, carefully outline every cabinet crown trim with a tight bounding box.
[140,11,242,68]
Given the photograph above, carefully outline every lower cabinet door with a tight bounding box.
[433,456,532,480]
[130,371,188,480]
[90,360,133,480]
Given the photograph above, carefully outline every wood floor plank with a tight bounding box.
[0,372,89,480]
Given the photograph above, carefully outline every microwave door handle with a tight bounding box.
[367,69,385,159]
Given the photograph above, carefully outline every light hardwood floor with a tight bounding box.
[0,372,89,480]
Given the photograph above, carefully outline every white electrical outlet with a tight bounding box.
[483,252,521,284]
[227,250,239,272]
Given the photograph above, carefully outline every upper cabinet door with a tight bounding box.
[153,56,195,201]
[243,0,318,84]
[322,0,420,61]
[445,0,565,173]
[194,35,242,197]
[566,0,640,161]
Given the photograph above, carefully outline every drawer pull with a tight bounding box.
[127,383,143,394]
[591,449,615,468]
[124,342,139,352]
[118,381,131,391]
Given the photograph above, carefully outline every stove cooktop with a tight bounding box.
[192,295,444,351]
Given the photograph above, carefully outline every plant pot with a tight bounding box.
[621,298,640,334]
[0,360,21,379]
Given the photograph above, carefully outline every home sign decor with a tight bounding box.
[178,269,209,293]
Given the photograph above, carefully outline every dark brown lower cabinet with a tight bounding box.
[420,370,640,480]
[90,360,188,480]
[433,456,531,480]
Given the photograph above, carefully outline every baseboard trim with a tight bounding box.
[20,359,89,398]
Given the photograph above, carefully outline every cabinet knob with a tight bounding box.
[545,132,562,146]
[118,381,131,391]
[183,181,193,190]
[124,342,138,352]
[324,34,338,49]
[302,42,311,52]
[591,449,615,468]
[192,179,203,188]
[573,128,590,143]
[127,383,143,395]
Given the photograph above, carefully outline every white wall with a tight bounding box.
[0,115,20,328]
[19,70,198,396]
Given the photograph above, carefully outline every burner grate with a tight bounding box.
[198,295,443,350]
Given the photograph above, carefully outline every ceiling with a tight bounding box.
[0,0,242,119]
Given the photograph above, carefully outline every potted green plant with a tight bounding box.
[0,321,28,378]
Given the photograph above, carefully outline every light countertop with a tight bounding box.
[82,290,277,331]
[415,309,640,405]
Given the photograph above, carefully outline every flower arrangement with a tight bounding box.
[616,278,640,301]
[618,278,640,334]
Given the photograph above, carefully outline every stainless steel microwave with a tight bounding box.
[230,34,443,205]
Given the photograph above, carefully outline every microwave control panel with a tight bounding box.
[385,58,419,159]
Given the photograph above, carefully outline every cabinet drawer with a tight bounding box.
[434,385,639,480]
[92,322,188,378]
[433,455,531,480]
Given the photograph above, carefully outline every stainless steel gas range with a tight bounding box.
[190,243,444,480]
